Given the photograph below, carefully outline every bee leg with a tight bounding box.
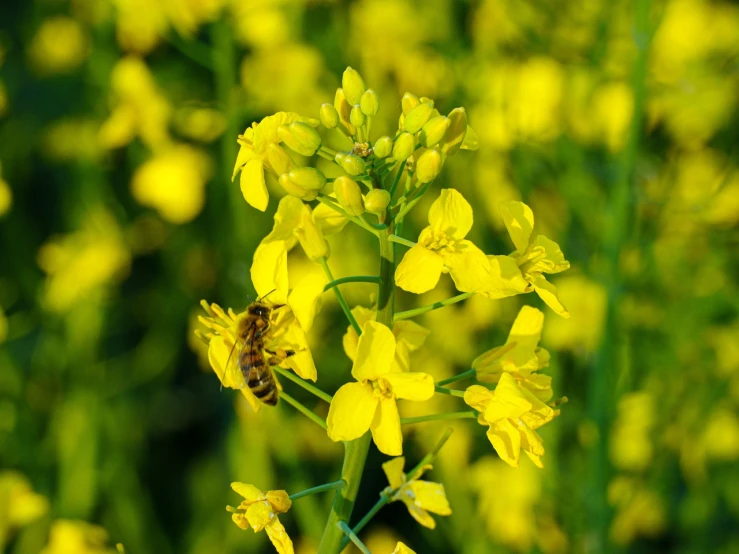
[266,348,296,359]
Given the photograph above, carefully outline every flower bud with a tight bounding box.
[365,189,391,214]
[279,172,318,200]
[267,144,295,175]
[278,122,321,156]
[334,88,356,135]
[320,103,339,128]
[373,136,393,158]
[360,89,379,116]
[461,125,479,151]
[392,132,416,161]
[350,104,366,127]
[415,148,442,184]
[419,97,435,108]
[296,207,329,261]
[340,154,366,176]
[334,151,347,166]
[419,116,450,148]
[288,167,327,191]
[334,176,365,217]
[401,92,420,115]
[403,103,434,133]
[439,107,467,156]
[342,67,366,106]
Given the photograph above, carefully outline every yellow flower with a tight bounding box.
[464,373,558,468]
[227,483,294,554]
[197,241,323,411]
[40,519,114,554]
[0,471,49,545]
[395,189,491,294]
[499,201,570,317]
[342,306,430,373]
[259,196,330,261]
[327,321,434,455]
[0,163,11,217]
[28,17,89,75]
[391,542,417,554]
[473,306,553,402]
[232,112,319,211]
[610,392,655,472]
[381,457,451,529]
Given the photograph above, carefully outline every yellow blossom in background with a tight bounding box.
[0,471,49,547]
[343,305,430,373]
[499,201,570,317]
[37,209,131,313]
[42,118,101,163]
[111,0,168,53]
[230,0,293,49]
[543,275,607,353]
[360,526,406,554]
[465,373,558,467]
[166,0,224,37]
[227,483,293,554]
[28,17,89,75]
[173,106,227,143]
[473,306,553,402]
[40,519,115,554]
[0,163,11,217]
[391,542,417,554]
[610,392,655,472]
[327,321,434,455]
[130,144,211,224]
[608,477,666,545]
[382,456,451,529]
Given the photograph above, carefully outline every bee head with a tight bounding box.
[248,303,272,319]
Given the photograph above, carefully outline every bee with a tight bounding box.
[228,299,293,406]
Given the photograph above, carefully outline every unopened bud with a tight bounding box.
[267,144,295,175]
[334,88,356,134]
[392,132,416,161]
[278,173,318,201]
[334,176,365,217]
[401,92,420,115]
[461,125,479,151]
[365,189,391,214]
[403,103,434,133]
[288,167,327,191]
[373,136,393,158]
[360,89,379,116]
[350,104,366,127]
[320,103,339,129]
[334,151,347,166]
[342,67,366,106]
[419,116,450,148]
[415,148,442,184]
[296,207,329,261]
[419,97,435,108]
[340,154,366,176]
[278,122,321,156]
[439,107,467,156]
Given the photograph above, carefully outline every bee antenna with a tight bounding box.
[246,293,254,303]
[257,288,277,302]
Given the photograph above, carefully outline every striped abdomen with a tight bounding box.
[239,333,278,406]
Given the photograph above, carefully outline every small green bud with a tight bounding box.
[415,148,442,184]
[340,153,366,176]
[334,176,365,217]
[365,189,391,214]
[350,104,366,127]
[320,103,339,129]
[439,107,467,156]
[403,103,434,133]
[342,67,366,106]
[279,172,318,200]
[419,116,450,148]
[373,136,393,158]
[392,132,416,161]
[401,92,420,115]
[267,144,295,175]
[334,151,347,166]
[360,89,379,116]
[278,122,322,156]
[288,167,327,191]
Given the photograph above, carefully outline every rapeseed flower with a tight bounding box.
[392,543,417,554]
[464,373,558,467]
[0,471,49,546]
[259,196,330,261]
[382,457,451,529]
[227,483,294,554]
[40,520,114,554]
[327,321,434,455]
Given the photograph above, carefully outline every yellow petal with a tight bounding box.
[209,336,246,389]
[241,159,269,212]
[271,317,317,381]
[382,456,406,490]
[233,139,256,180]
[287,269,325,332]
[522,373,553,403]
[444,242,492,293]
[393,320,430,352]
[487,419,522,468]
[395,245,444,294]
[231,482,264,502]
[401,498,436,529]
[262,195,304,249]
[251,242,289,305]
[530,274,570,318]
[500,201,534,254]
[484,373,532,422]
[392,543,417,554]
[327,382,377,442]
[428,189,474,239]
[313,198,349,235]
[342,306,377,361]
[463,385,493,413]
[266,490,292,513]
[534,234,570,274]
[480,255,530,299]
[265,518,295,554]
[523,450,544,468]
[245,501,272,531]
[352,321,396,381]
[510,305,544,346]
[407,480,452,515]
[240,387,263,413]
[385,371,434,401]
[371,397,403,456]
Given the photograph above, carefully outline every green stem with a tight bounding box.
[395,178,431,221]
[436,368,476,387]
[434,386,466,398]
[340,494,391,550]
[400,411,477,425]
[289,480,346,502]
[324,275,382,291]
[316,195,378,235]
[389,161,406,196]
[388,235,416,248]
[337,521,371,554]
[394,292,473,321]
[280,392,327,430]
[273,366,333,404]
[319,258,362,335]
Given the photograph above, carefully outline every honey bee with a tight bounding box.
[228,299,293,406]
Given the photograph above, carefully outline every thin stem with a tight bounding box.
[319,258,362,335]
[280,392,327,430]
[324,275,382,291]
[337,521,371,554]
[406,427,454,480]
[169,31,213,70]
[389,161,406,196]
[394,292,473,321]
[434,386,466,398]
[289,480,346,502]
[395,178,432,221]
[436,368,476,387]
[341,494,390,550]
[273,366,333,404]
[400,411,477,425]
[316,195,378,235]
[388,234,416,248]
